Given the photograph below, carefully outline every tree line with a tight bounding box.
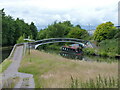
[1,9,38,46]
[37,21,89,40]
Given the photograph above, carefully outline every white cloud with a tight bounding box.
[0,0,119,29]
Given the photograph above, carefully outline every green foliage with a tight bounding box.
[17,35,25,44]
[38,21,76,39]
[94,22,117,42]
[2,9,38,46]
[98,39,119,55]
[37,21,89,41]
[83,39,119,57]
[30,22,38,40]
[67,27,89,39]
[75,24,81,29]
[114,29,120,39]
[83,48,95,55]
[97,51,108,57]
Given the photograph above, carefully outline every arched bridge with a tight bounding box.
[28,38,94,49]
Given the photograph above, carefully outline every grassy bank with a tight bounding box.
[19,50,118,88]
[0,59,12,73]
[82,39,120,58]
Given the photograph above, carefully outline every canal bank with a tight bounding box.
[37,47,118,63]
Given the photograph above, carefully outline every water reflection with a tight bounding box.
[1,46,13,62]
[60,51,84,60]
[37,47,118,63]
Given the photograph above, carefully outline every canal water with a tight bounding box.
[38,48,118,63]
[1,46,117,63]
[1,46,13,63]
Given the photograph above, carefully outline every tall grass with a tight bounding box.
[70,75,118,88]
[19,50,118,88]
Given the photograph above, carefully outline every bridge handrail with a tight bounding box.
[32,38,88,44]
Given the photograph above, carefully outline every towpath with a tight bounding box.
[1,45,35,88]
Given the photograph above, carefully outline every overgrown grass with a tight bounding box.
[84,55,118,63]
[98,39,119,57]
[2,77,19,88]
[19,50,118,88]
[70,75,118,88]
[0,59,12,73]
[83,39,120,58]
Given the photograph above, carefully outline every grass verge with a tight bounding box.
[19,50,118,88]
[0,59,12,73]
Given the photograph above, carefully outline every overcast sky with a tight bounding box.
[0,0,119,30]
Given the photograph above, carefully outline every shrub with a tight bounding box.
[98,51,108,57]
[83,48,95,55]
[17,35,25,44]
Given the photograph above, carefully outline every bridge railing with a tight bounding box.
[31,38,88,45]
[27,38,89,49]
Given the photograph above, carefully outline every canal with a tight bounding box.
[1,45,117,63]
[0,46,13,63]
[37,48,118,63]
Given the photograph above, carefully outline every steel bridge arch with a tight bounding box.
[29,38,91,49]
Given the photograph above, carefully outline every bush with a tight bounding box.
[83,48,95,55]
[17,35,25,44]
[98,51,108,57]
[98,39,119,57]
[107,52,116,58]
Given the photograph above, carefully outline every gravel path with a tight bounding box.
[1,45,35,88]
[4,46,23,76]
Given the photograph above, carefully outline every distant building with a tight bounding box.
[87,30,95,35]
[116,26,120,29]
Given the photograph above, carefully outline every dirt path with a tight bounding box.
[1,45,35,88]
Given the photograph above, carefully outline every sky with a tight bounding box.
[0,0,119,30]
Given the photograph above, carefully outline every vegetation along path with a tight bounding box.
[1,45,35,88]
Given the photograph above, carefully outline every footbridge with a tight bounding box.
[28,38,94,49]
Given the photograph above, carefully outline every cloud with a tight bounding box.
[0,0,119,29]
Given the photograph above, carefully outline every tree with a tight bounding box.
[93,22,117,42]
[75,24,81,29]
[37,29,47,39]
[30,22,38,40]
[17,35,25,44]
[2,9,38,46]
[63,21,73,27]
[67,27,89,39]
[37,21,74,40]
[114,29,120,39]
